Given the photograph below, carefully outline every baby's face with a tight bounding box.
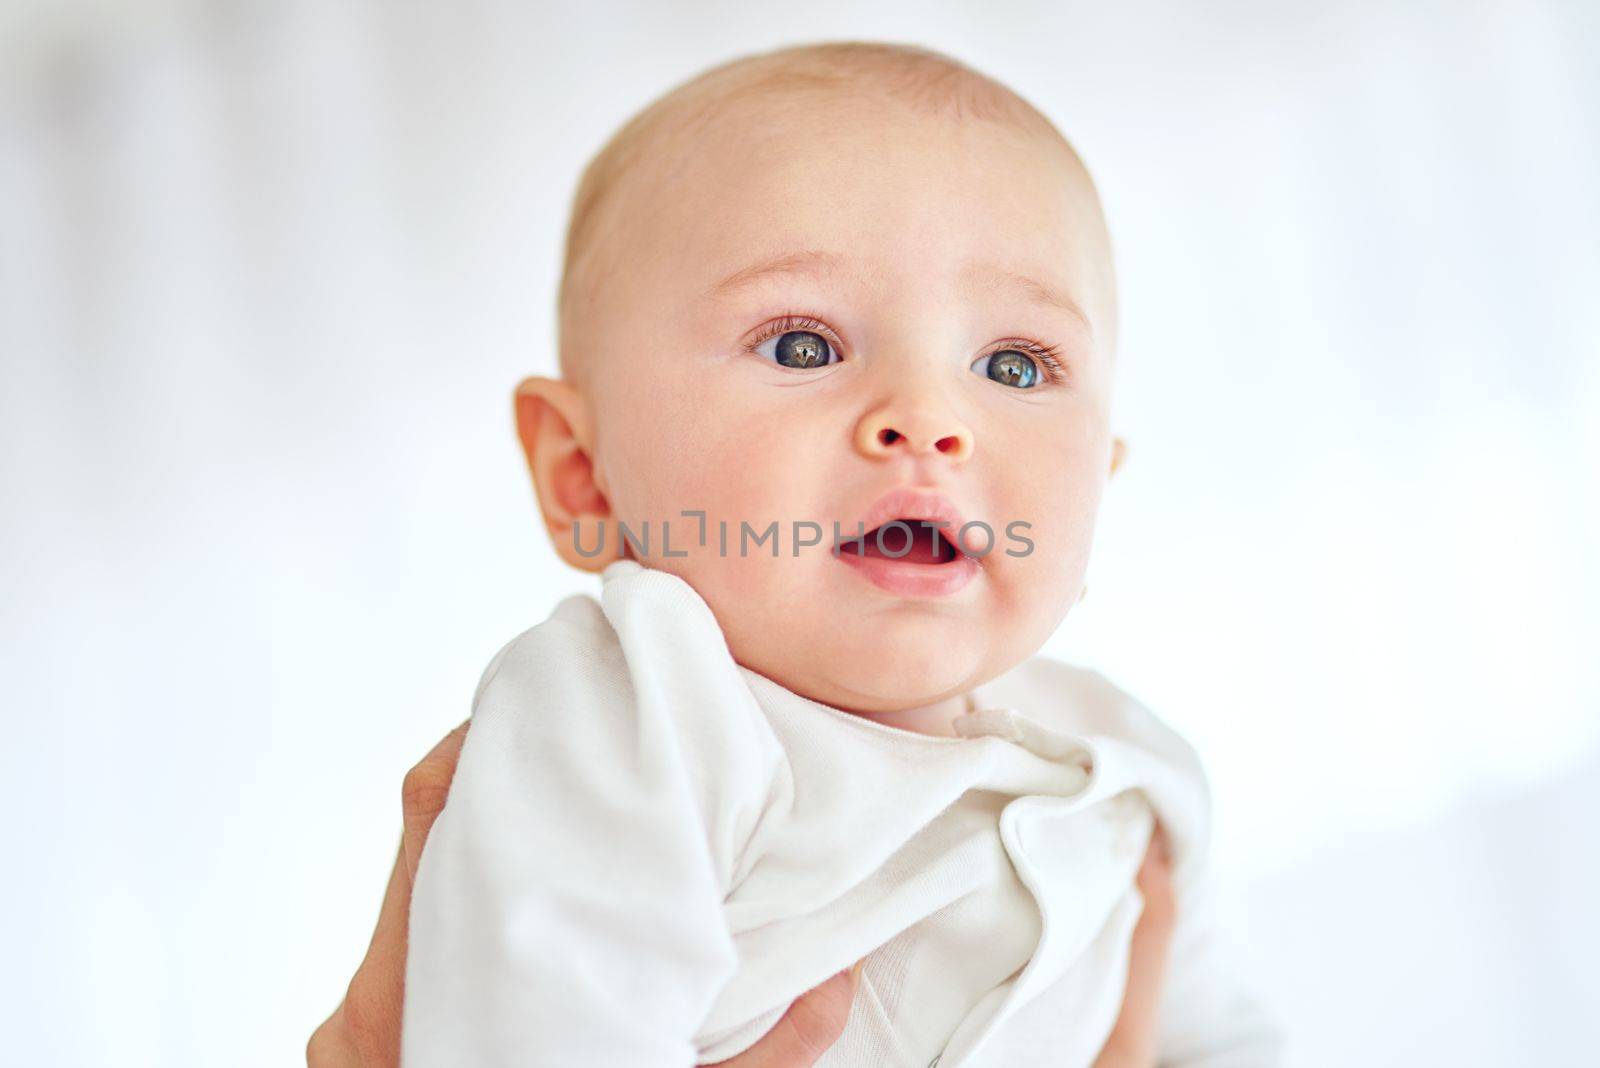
[572,95,1118,718]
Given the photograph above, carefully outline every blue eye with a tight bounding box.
[755,328,838,369]
[971,349,1041,388]
[752,314,851,369]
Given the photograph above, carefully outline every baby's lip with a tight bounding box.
[832,486,976,555]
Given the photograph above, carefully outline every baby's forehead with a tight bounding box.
[668,106,1103,309]
[659,84,1087,205]
[662,97,1093,242]
[560,60,1117,376]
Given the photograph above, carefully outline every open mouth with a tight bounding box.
[836,519,964,565]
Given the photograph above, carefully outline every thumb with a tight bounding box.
[401,720,470,884]
[714,960,863,1067]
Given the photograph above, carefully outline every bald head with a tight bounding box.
[555,41,1116,388]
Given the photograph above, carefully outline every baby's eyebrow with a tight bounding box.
[703,249,846,302]
[972,264,1094,337]
[701,247,1094,338]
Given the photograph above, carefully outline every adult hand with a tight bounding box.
[305,721,862,1068]
[1092,821,1178,1068]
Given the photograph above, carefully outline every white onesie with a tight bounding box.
[401,558,1284,1067]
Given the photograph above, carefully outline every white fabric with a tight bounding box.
[401,559,1285,1067]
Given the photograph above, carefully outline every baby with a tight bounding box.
[389,41,1283,1068]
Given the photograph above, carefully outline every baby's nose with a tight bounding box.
[854,403,974,463]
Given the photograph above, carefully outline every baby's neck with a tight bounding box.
[846,690,974,738]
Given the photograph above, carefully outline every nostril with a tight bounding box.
[878,428,901,446]
[936,435,960,454]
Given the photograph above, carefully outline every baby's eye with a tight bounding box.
[755,328,839,370]
[971,349,1041,389]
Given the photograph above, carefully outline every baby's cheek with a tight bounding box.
[1001,464,1103,597]
[1010,455,1099,543]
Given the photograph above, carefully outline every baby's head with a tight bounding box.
[517,42,1124,725]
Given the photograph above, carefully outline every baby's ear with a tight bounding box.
[513,376,621,572]
[1109,436,1128,478]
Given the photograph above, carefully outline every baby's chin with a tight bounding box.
[733,622,993,715]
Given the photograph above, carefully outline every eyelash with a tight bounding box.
[745,312,1069,386]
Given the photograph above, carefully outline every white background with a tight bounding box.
[2,1,1597,1064]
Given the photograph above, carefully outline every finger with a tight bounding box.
[401,720,471,885]
[308,726,471,1068]
[1098,843,1179,1065]
[709,960,862,1067]
[1124,890,1177,1016]
[1136,823,1172,889]
[1134,832,1177,934]
[306,1003,361,1068]
[1140,819,1169,866]
[316,839,411,1068]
